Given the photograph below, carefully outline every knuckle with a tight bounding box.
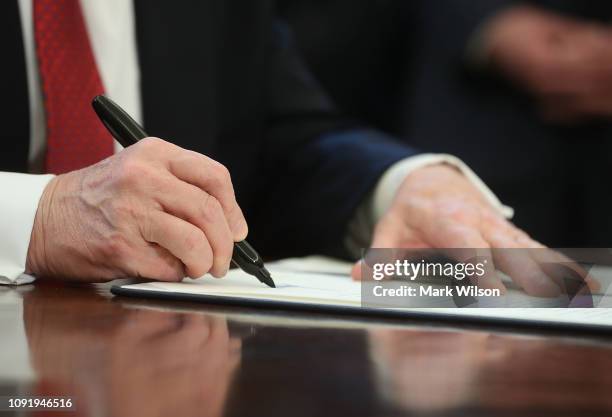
[133,137,178,162]
[138,209,155,242]
[101,232,130,264]
[227,201,245,222]
[201,195,223,223]
[159,267,184,282]
[144,259,184,281]
[197,247,214,276]
[184,228,206,253]
[211,162,232,187]
[139,136,164,150]
[152,173,173,194]
[117,158,149,188]
[188,265,206,279]
[189,249,216,278]
[188,254,214,278]
[154,250,185,281]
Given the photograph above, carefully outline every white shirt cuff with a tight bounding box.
[0,173,54,285]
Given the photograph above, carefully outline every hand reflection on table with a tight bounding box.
[23,286,241,417]
[369,328,488,412]
[369,327,612,413]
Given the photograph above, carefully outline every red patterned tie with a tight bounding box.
[34,0,114,174]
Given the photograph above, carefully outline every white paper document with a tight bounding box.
[124,257,362,306]
[115,256,612,329]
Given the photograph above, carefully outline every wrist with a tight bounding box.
[400,163,490,208]
[403,164,462,191]
[26,176,61,276]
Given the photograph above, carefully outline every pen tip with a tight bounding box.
[257,268,276,288]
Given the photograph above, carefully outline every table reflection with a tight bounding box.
[369,328,488,412]
[369,327,612,413]
[15,283,612,417]
[23,286,241,417]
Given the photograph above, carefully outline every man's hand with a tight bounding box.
[352,165,572,296]
[26,137,248,282]
[484,6,612,122]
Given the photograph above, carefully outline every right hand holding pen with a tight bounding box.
[26,137,248,282]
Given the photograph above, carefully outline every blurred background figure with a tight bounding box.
[279,0,612,247]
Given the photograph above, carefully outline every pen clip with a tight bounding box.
[235,241,260,263]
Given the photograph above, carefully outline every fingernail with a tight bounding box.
[234,221,248,241]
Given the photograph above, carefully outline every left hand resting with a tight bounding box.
[352,164,585,296]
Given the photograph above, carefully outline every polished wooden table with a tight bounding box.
[1,280,612,417]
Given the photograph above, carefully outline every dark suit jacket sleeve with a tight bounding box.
[250,22,418,258]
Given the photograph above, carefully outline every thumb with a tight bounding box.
[370,212,415,248]
[351,214,419,281]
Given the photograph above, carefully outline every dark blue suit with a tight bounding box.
[1,0,417,259]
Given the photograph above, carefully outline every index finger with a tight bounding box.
[420,218,506,294]
[482,221,563,297]
[168,150,248,241]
